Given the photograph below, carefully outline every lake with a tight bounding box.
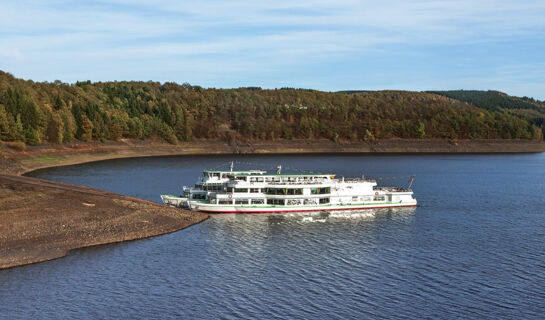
[2,153,545,319]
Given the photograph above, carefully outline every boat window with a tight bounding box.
[219,199,232,204]
[265,188,277,195]
[192,194,207,200]
[235,199,249,205]
[235,188,248,193]
[286,188,303,195]
[318,187,330,194]
[204,184,222,191]
[227,187,234,192]
[256,178,264,182]
[250,188,259,193]
[319,198,330,204]
[251,199,264,205]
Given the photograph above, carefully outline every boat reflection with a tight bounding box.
[209,206,417,225]
[200,207,418,258]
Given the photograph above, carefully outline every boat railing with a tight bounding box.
[226,179,375,185]
[374,187,411,192]
[341,178,377,183]
[267,181,326,185]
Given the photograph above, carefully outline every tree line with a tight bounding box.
[429,90,545,137]
[0,70,542,148]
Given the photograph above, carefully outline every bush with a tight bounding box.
[6,141,26,151]
[158,123,178,144]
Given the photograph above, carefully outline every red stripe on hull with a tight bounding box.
[199,204,417,214]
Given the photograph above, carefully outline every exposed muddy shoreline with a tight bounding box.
[2,138,544,176]
[0,173,207,269]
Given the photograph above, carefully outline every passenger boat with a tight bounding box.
[160,163,417,214]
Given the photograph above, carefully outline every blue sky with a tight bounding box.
[1,0,544,99]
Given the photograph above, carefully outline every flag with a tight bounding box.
[408,176,415,183]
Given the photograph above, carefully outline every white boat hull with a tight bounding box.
[160,195,189,208]
[192,200,417,214]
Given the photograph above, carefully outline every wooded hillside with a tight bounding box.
[429,90,545,135]
[0,71,542,149]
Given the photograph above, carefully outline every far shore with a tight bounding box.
[2,138,544,176]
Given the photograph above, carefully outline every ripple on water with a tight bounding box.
[2,154,545,319]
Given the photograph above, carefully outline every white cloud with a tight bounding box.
[0,0,544,98]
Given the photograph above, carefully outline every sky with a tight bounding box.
[1,0,544,99]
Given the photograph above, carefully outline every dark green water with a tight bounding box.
[1,153,544,319]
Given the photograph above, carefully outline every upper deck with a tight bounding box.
[227,172,335,184]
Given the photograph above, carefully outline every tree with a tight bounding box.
[109,121,123,141]
[0,104,17,140]
[79,114,94,142]
[46,113,64,143]
[61,109,76,142]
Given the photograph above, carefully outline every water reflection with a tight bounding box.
[210,206,416,225]
[200,207,417,256]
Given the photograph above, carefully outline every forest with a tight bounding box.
[430,90,545,132]
[0,70,542,151]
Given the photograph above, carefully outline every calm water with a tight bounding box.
[2,154,545,319]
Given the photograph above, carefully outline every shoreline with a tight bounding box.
[0,173,208,270]
[1,138,544,269]
[2,138,544,176]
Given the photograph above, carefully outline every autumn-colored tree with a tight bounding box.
[79,114,94,142]
[0,70,542,146]
[46,112,64,143]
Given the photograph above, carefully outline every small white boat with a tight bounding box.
[161,163,417,214]
[160,195,189,208]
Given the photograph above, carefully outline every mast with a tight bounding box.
[230,161,234,172]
